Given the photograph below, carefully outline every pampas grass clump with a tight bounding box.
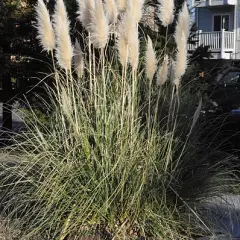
[35,0,55,53]
[1,1,235,240]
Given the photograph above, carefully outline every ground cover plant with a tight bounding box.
[0,0,238,239]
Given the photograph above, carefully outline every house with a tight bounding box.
[189,0,240,59]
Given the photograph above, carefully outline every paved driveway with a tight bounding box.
[198,195,240,240]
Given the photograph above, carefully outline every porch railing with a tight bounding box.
[188,30,235,54]
[224,31,234,50]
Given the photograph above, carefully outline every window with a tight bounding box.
[213,14,230,31]
[214,15,221,31]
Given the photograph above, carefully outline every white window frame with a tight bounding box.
[212,13,231,31]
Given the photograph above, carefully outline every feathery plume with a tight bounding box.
[128,25,139,70]
[53,0,73,70]
[104,0,118,24]
[76,0,86,26]
[120,8,135,43]
[173,1,189,89]
[173,32,188,89]
[89,0,109,49]
[74,39,84,78]
[61,86,73,120]
[117,6,138,68]
[76,0,95,30]
[145,36,157,81]
[174,2,190,44]
[168,57,175,81]
[117,12,128,67]
[54,0,68,23]
[157,0,174,27]
[116,0,127,11]
[157,54,169,86]
[128,0,145,23]
[117,36,128,67]
[35,0,55,52]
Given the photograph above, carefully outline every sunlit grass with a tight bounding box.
[0,0,238,239]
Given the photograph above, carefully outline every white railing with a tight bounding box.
[193,0,236,6]
[188,30,235,54]
[224,31,234,50]
[201,31,221,50]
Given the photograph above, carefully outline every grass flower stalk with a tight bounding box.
[89,0,109,49]
[53,0,73,71]
[120,8,139,70]
[173,1,190,90]
[173,33,187,89]
[77,0,95,30]
[117,35,128,68]
[35,0,55,53]
[157,0,174,27]
[116,0,127,11]
[157,54,169,86]
[128,0,145,24]
[145,36,157,82]
[174,2,190,45]
[154,54,169,128]
[128,25,139,71]
[104,0,118,24]
[117,7,135,68]
[167,1,190,168]
[145,36,157,136]
[74,39,84,79]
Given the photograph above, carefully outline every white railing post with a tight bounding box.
[198,30,202,47]
[233,30,236,58]
[221,29,225,58]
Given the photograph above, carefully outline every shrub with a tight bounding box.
[0,0,237,239]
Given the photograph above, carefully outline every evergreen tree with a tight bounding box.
[0,0,50,131]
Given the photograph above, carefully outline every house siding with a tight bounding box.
[197,6,235,31]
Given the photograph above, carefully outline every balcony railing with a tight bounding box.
[194,0,236,7]
[188,30,235,54]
